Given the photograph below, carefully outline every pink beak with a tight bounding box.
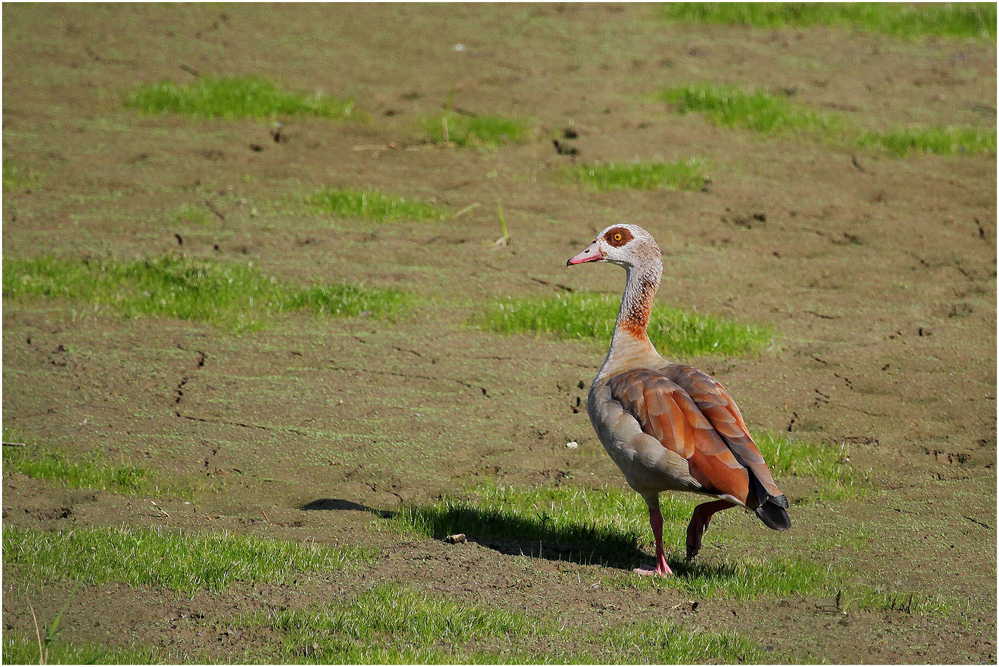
[566,242,603,266]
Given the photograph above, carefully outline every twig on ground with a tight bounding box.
[453,202,481,219]
[27,596,45,665]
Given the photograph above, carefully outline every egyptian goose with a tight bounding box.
[567,224,790,576]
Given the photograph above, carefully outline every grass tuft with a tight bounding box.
[656,84,836,135]
[475,292,772,357]
[849,586,949,615]
[125,76,356,120]
[755,432,867,501]
[397,483,695,565]
[661,2,997,40]
[239,582,766,663]
[2,255,410,332]
[396,481,935,613]
[623,553,833,599]
[307,188,448,222]
[423,112,530,147]
[171,203,212,226]
[561,159,707,191]
[256,584,528,663]
[397,482,825,599]
[658,83,994,156]
[591,617,766,663]
[2,161,39,192]
[3,443,153,495]
[2,525,375,596]
[2,633,156,665]
[856,126,997,156]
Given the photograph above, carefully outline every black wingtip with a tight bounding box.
[755,496,791,531]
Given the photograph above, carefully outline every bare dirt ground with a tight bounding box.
[2,4,996,663]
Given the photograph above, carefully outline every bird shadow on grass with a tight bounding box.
[300,497,792,589]
[394,502,656,573]
[301,498,395,519]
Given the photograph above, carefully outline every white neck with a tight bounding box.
[596,257,665,379]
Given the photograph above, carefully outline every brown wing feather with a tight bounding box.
[607,369,750,503]
[666,365,783,500]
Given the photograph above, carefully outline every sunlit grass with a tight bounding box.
[1,427,192,498]
[395,480,939,615]
[755,432,866,501]
[655,84,837,135]
[849,585,949,615]
[2,255,411,332]
[239,582,767,663]
[586,616,766,663]
[620,551,832,598]
[397,483,697,562]
[397,482,822,599]
[856,126,997,156]
[423,112,530,147]
[657,83,994,157]
[307,187,448,222]
[474,292,772,358]
[125,76,357,120]
[2,633,157,666]
[2,525,376,596]
[661,2,997,40]
[3,442,153,495]
[255,584,529,663]
[561,159,707,191]
[619,552,946,614]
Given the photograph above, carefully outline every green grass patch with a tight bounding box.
[3,525,375,596]
[856,126,997,157]
[661,2,997,40]
[475,292,772,357]
[3,633,157,665]
[396,483,827,599]
[397,483,697,567]
[584,616,766,664]
[307,188,448,222]
[657,83,994,156]
[756,432,868,501]
[241,582,766,663]
[3,442,153,495]
[624,552,833,599]
[423,111,530,147]
[2,255,410,332]
[2,160,39,192]
[849,585,949,615]
[621,554,945,615]
[125,76,357,120]
[655,84,837,135]
[255,584,529,663]
[171,202,212,226]
[560,159,707,191]
[397,482,939,613]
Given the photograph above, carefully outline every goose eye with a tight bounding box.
[604,227,633,246]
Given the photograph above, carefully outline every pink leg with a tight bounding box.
[686,500,735,561]
[634,505,674,577]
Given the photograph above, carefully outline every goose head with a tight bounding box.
[566,224,661,270]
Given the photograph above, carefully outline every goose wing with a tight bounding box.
[664,364,784,503]
[606,368,752,505]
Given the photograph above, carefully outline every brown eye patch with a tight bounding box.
[603,226,633,247]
